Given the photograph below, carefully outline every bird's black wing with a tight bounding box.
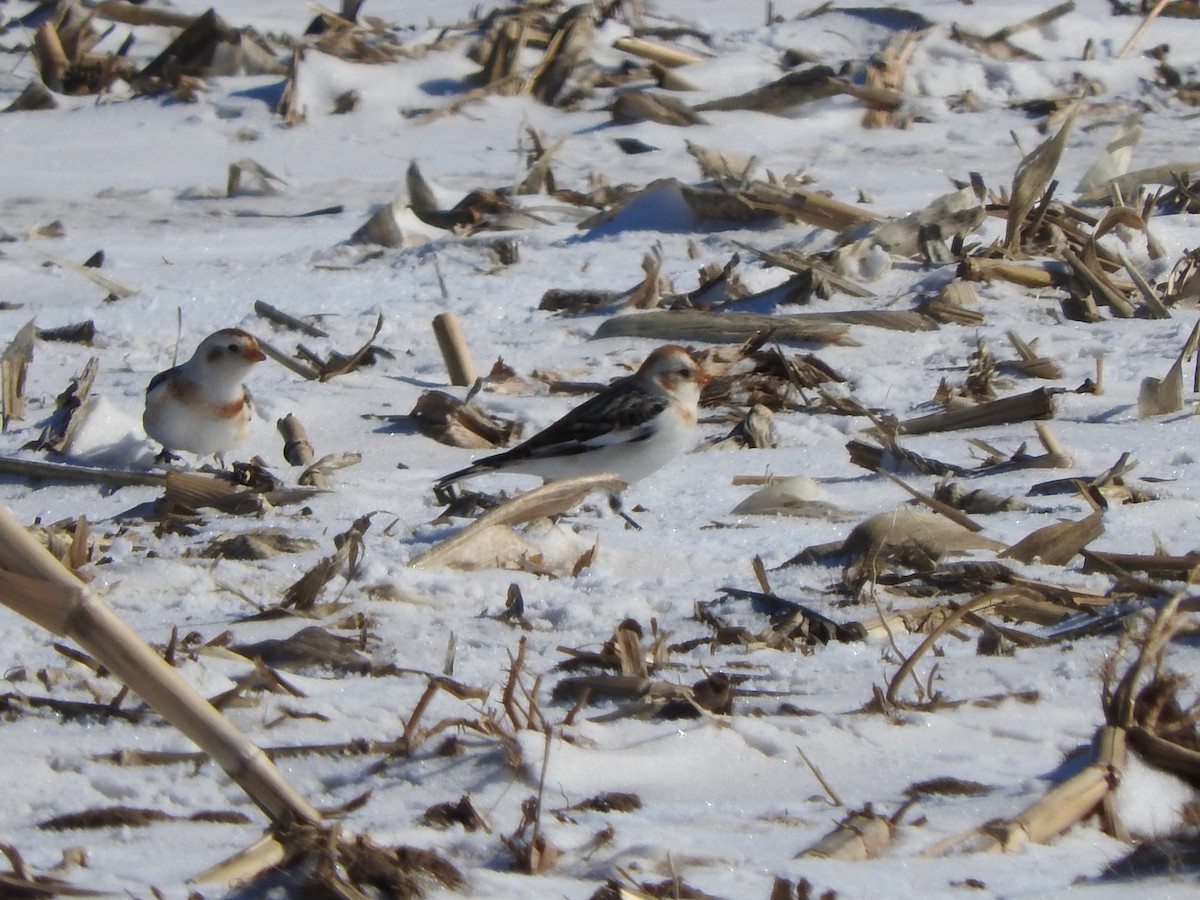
[145,365,180,396]
[521,378,667,452]
[435,377,667,486]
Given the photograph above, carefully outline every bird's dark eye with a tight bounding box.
[227,343,240,353]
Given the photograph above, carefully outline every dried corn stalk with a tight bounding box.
[411,474,625,570]
[863,29,928,129]
[1,321,36,431]
[931,598,1200,858]
[0,503,321,828]
[896,387,1058,436]
[593,309,933,347]
[28,358,99,453]
[612,36,704,69]
[799,805,899,860]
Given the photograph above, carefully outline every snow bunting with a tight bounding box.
[436,345,709,503]
[143,328,266,463]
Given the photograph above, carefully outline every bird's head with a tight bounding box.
[197,329,267,371]
[638,344,710,402]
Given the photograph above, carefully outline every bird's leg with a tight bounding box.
[608,492,641,531]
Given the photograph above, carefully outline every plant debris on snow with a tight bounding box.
[4,0,1200,896]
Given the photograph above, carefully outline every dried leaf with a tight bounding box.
[42,252,138,299]
[282,515,371,610]
[201,530,318,560]
[409,391,521,449]
[1001,511,1103,565]
[230,626,368,670]
[1006,105,1079,250]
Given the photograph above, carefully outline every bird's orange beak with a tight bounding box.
[246,344,267,363]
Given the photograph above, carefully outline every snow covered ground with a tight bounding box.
[3,0,1200,896]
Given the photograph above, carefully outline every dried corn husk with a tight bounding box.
[1137,319,1200,417]
[731,477,848,519]
[799,806,896,860]
[1076,115,1142,194]
[897,387,1057,435]
[411,474,625,570]
[1001,511,1103,565]
[1006,105,1078,250]
[410,391,520,449]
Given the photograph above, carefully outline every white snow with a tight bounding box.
[2,0,1200,896]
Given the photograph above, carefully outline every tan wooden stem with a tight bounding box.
[0,503,321,828]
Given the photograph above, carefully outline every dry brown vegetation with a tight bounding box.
[6,0,1200,896]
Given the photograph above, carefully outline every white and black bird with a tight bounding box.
[143,328,266,464]
[436,345,709,521]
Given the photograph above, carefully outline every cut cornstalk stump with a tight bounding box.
[1,320,36,431]
[798,805,901,860]
[432,312,478,386]
[277,414,343,489]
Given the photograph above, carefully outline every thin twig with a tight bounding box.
[1117,0,1170,59]
[797,746,843,806]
